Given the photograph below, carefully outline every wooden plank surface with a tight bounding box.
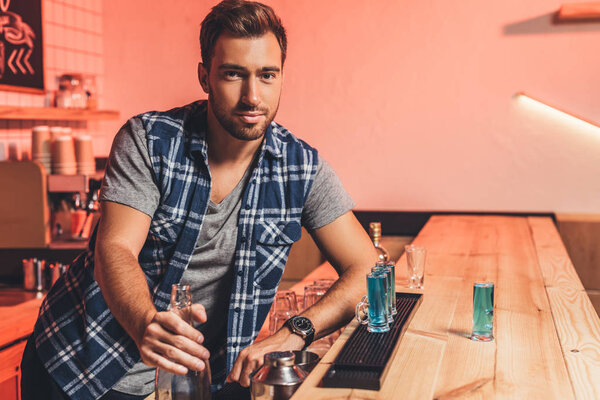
[529,217,600,400]
[0,296,43,348]
[293,215,597,399]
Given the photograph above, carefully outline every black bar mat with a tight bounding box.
[321,292,423,390]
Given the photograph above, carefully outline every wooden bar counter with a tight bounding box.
[293,215,600,399]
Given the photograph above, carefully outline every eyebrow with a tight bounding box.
[218,63,281,73]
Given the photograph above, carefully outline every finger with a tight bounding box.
[141,323,209,368]
[240,356,261,387]
[164,332,211,361]
[148,351,188,376]
[154,341,207,372]
[191,303,207,324]
[141,345,188,375]
[227,348,247,383]
[156,311,204,343]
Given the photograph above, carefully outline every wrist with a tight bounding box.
[276,326,305,350]
[134,308,157,343]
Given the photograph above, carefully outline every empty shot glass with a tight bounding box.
[385,260,397,315]
[471,282,494,341]
[355,272,390,333]
[405,244,426,289]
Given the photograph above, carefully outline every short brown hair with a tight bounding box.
[200,0,287,70]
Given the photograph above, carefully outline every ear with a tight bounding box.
[198,62,209,94]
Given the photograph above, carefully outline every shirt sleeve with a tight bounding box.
[301,155,355,231]
[99,117,160,218]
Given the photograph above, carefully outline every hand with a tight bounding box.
[136,303,210,375]
[226,327,305,387]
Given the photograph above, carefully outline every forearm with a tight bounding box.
[301,259,373,339]
[94,241,156,345]
[301,211,379,339]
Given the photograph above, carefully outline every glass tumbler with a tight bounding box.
[269,290,298,335]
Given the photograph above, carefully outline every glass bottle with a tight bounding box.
[369,222,389,262]
[156,284,211,400]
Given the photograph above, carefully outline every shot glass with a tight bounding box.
[405,244,426,289]
[385,260,397,315]
[355,272,390,333]
[471,282,494,342]
[371,264,393,322]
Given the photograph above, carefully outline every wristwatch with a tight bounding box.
[284,316,315,348]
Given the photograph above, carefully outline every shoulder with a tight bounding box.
[270,121,318,161]
[134,101,206,140]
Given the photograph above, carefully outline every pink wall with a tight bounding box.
[103,0,600,213]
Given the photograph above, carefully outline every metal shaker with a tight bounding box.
[23,258,44,292]
[44,263,62,290]
[251,351,308,400]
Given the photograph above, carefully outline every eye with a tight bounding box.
[261,73,276,81]
[224,71,241,80]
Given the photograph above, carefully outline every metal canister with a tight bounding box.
[22,258,35,291]
[251,351,308,400]
[34,259,44,292]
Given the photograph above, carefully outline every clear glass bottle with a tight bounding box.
[369,222,390,262]
[156,284,211,400]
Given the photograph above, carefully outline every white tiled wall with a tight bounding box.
[0,0,105,161]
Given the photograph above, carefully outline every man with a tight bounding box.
[21,1,377,399]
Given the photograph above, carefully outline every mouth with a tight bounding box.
[236,112,265,124]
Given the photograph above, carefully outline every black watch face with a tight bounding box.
[292,316,312,332]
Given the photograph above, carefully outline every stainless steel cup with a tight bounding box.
[251,351,308,400]
[23,258,44,292]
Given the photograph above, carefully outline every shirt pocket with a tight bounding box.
[253,219,301,289]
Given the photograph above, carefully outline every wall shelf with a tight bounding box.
[0,106,120,121]
[557,2,600,22]
[47,172,104,193]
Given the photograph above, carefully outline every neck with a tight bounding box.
[205,104,264,166]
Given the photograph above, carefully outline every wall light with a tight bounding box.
[515,92,600,130]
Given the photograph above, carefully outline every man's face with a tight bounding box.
[199,32,283,141]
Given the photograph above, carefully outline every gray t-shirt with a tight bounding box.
[101,118,354,395]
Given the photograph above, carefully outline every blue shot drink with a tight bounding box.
[372,264,393,323]
[471,282,494,341]
[385,261,397,316]
[355,272,390,333]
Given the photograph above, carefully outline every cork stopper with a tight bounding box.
[369,222,382,240]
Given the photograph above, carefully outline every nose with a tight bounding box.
[241,77,260,107]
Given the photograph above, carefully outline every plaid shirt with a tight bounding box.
[33,101,318,399]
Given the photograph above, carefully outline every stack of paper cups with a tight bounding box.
[52,136,77,175]
[32,126,52,174]
[75,135,95,175]
[49,126,64,142]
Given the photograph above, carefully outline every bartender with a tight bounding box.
[21,1,377,399]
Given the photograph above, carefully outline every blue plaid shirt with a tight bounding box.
[33,101,318,399]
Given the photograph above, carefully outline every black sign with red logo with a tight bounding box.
[0,0,44,92]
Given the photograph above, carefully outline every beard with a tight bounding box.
[208,90,279,142]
